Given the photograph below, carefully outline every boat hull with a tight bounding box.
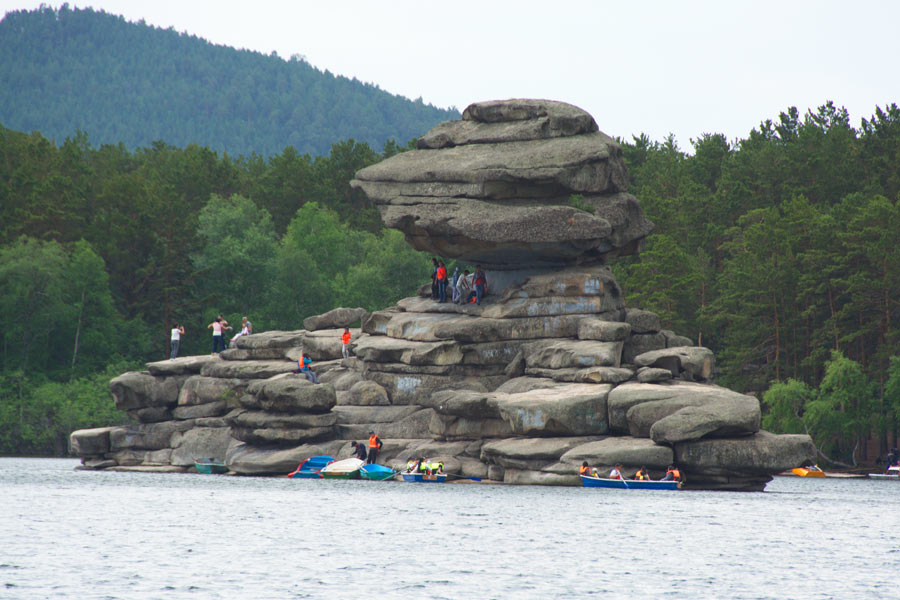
[194,458,228,474]
[361,464,396,481]
[581,475,680,490]
[792,467,826,478]
[288,455,334,479]
[401,472,447,483]
[320,458,364,479]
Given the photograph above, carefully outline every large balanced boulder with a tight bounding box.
[350,99,652,269]
[495,383,611,436]
[303,307,369,331]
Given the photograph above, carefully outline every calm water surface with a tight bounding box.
[1,458,898,599]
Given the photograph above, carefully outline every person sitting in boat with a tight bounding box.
[661,465,682,481]
[407,457,425,473]
[609,463,624,480]
[350,441,367,462]
[579,461,599,477]
[634,466,650,481]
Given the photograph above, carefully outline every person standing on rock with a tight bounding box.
[170,323,185,359]
[455,269,472,304]
[436,260,448,303]
[473,266,487,305]
[430,257,439,299]
[367,431,383,464]
[207,316,229,354]
[350,440,367,462]
[450,266,461,303]
[341,327,351,359]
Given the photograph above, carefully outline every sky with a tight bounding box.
[2,0,899,149]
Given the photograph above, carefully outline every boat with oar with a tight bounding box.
[401,471,448,483]
[194,457,228,474]
[360,464,397,481]
[288,455,334,479]
[791,465,826,478]
[581,475,681,490]
[869,465,900,480]
[320,458,364,479]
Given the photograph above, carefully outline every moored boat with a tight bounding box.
[401,472,447,483]
[792,466,826,478]
[194,457,228,474]
[869,465,900,480]
[288,455,334,479]
[360,464,396,481]
[320,458,364,479]
[581,475,681,490]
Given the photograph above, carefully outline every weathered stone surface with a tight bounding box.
[128,406,173,423]
[173,401,229,420]
[494,377,561,394]
[177,376,246,407]
[608,381,747,432]
[662,329,693,348]
[303,307,369,331]
[146,355,218,376]
[503,469,579,486]
[300,328,361,361]
[675,431,815,474]
[481,296,620,319]
[343,380,390,406]
[200,360,298,380]
[578,319,631,342]
[419,99,599,149]
[622,333,667,364]
[225,440,346,475]
[419,390,500,419]
[336,408,434,440]
[219,347,288,361]
[524,340,622,370]
[648,397,761,444]
[69,427,113,456]
[482,437,598,468]
[331,405,422,424]
[560,436,674,468]
[525,366,634,384]
[429,414,513,440]
[230,425,335,446]
[234,330,304,350]
[366,370,494,405]
[227,409,337,429]
[109,422,191,451]
[169,427,235,467]
[110,372,189,411]
[361,310,396,335]
[634,346,715,381]
[242,377,337,413]
[625,308,661,334]
[78,458,117,470]
[379,312,587,343]
[496,384,611,436]
[461,342,526,366]
[352,335,463,366]
[319,367,364,391]
[637,367,673,383]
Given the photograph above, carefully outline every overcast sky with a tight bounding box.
[3,1,899,149]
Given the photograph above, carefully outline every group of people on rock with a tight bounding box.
[431,258,487,306]
[349,432,384,464]
[168,315,253,359]
[580,461,683,482]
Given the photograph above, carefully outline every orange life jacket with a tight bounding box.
[437,266,447,280]
[579,465,591,476]
[636,469,646,480]
[667,468,681,479]
[368,434,380,449]
[342,331,351,344]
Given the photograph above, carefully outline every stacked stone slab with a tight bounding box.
[70,100,814,489]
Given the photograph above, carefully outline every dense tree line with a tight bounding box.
[0,124,428,454]
[615,102,900,464]
[0,6,459,158]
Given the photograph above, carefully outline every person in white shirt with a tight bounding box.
[229,316,252,347]
[170,324,185,359]
[608,463,624,480]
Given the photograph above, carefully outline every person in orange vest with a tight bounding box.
[579,461,598,477]
[293,351,319,384]
[436,260,448,303]
[634,466,650,481]
[662,465,682,482]
[341,327,351,359]
[367,431,383,464]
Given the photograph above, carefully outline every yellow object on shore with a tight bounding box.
[792,466,826,478]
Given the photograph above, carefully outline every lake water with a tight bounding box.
[1,458,898,599]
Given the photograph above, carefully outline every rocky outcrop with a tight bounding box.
[70,99,813,489]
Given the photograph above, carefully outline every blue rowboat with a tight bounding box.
[288,455,334,479]
[581,475,681,490]
[194,457,228,474]
[402,472,447,483]
[361,464,396,481]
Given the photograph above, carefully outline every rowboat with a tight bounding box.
[869,465,900,480]
[360,464,397,481]
[401,472,447,483]
[194,457,228,474]
[791,465,826,477]
[320,458,364,479]
[288,455,334,479]
[581,475,681,490]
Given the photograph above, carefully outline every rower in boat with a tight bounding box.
[634,466,650,481]
[608,463,624,480]
[661,465,682,482]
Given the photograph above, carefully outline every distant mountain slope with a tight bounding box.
[0,6,459,156]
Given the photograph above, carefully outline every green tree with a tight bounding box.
[762,378,813,434]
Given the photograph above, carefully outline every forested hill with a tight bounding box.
[0,6,459,156]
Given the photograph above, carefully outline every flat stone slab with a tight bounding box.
[607,381,739,431]
[146,355,218,376]
[634,346,715,380]
[303,307,368,331]
[495,383,612,436]
[524,339,623,369]
[560,436,674,468]
[674,431,816,474]
[200,359,298,379]
[234,330,305,350]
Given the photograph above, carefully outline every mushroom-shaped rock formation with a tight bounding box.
[351,99,653,269]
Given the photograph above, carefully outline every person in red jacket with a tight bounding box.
[341,327,351,359]
[436,260,448,303]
